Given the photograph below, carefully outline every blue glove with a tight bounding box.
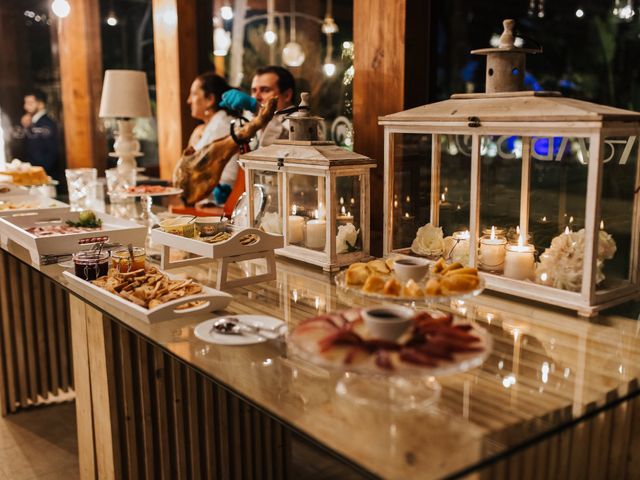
[213,183,232,206]
[219,90,258,112]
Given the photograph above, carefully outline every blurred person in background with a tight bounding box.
[17,89,59,176]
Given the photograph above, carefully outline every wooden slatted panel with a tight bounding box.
[102,318,291,479]
[43,276,60,395]
[0,250,16,414]
[8,255,28,407]
[0,250,73,415]
[19,263,37,400]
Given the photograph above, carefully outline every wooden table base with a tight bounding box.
[0,249,73,415]
[70,296,291,480]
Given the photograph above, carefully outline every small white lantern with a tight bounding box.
[379,19,640,316]
[239,93,376,271]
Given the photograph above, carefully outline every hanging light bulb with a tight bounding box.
[213,18,231,56]
[264,29,277,45]
[321,0,339,34]
[282,0,305,67]
[220,5,234,21]
[264,0,277,45]
[51,0,71,18]
[323,32,336,76]
[106,8,118,26]
[283,42,305,67]
[322,63,336,76]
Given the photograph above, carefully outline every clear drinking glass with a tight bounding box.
[105,168,136,203]
[65,168,97,211]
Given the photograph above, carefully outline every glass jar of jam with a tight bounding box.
[73,251,110,281]
[111,247,146,273]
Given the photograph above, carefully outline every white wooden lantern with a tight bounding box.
[238,93,376,271]
[379,19,640,316]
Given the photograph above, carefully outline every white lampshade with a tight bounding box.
[99,70,152,118]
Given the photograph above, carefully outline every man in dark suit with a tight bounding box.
[20,89,59,175]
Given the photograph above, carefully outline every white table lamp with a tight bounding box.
[99,70,152,175]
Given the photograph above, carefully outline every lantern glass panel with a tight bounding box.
[597,136,638,286]
[479,135,522,235]
[287,173,327,252]
[335,175,362,254]
[526,136,589,291]
[439,134,472,237]
[391,133,432,250]
[255,170,282,234]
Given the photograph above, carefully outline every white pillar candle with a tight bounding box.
[504,236,535,280]
[305,219,326,249]
[479,227,507,272]
[288,216,304,244]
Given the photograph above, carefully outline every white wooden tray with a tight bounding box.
[151,227,284,290]
[0,211,147,264]
[63,271,232,324]
[0,195,69,217]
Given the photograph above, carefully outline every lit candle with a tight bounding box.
[305,219,326,249]
[504,235,535,280]
[288,216,304,244]
[600,220,605,230]
[339,196,344,206]
[479,226,507,272]
[482,226,505,236]
[337,205,354,225]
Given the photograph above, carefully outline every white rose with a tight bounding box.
[411,223,444,257]
[336,223,359,253]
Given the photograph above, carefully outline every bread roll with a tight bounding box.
[363,274,386,293]
[382,277,402,296]
[346,266,370,285]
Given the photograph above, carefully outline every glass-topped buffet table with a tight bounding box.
[0,225,639,479]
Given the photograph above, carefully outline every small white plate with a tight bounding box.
[194,315,286,346]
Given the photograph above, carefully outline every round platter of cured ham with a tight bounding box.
[288,308,492,410]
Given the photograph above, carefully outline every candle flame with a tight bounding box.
[341,205,346,215]
[490,225,496,240]
[393,200,398,208]
[350,197,355,205]
[518,234,525,247]
[405,195,411,203]
[516,225,521,235]
[569,216,574,224]
[564,226,570,235]
[405,212,409,218]
[291,204,297,215]
[600,220,604,230]
[444,186,448,193]
[314,209,319,219]
[340,196,344,205]
[542,216,547,222]
[440,193,446,201]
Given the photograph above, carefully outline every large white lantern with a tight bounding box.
[379,20,640,316]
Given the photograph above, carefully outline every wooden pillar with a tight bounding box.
[153,0,213,180]
[57,0,107,171]
[353,0,434,255]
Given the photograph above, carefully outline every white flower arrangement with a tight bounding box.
[411,223,445,257]
[535,228,617,292]
[336,223,359,253]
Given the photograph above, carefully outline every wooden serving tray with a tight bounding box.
[63,271,232,324]
[151,227,284,290]
[0,211,147,264]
